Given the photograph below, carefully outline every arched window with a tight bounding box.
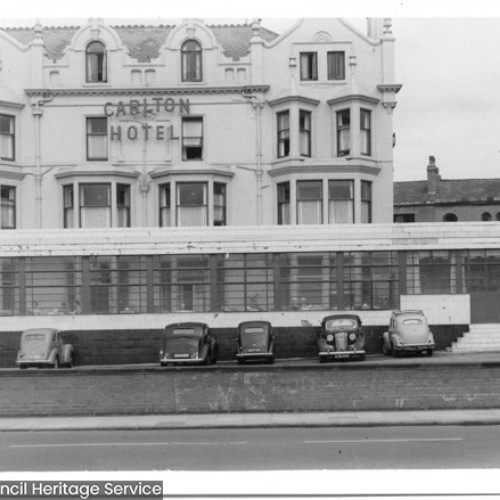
[86,41,107,83]
[481,212,492,221]
[181,40,202,82]
[443,213,458,222]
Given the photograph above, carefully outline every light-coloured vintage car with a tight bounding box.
[236,320,275,364]
[159,322,218,366]
[16,328,75,369]
[318,314,365,362]
[383,310,435,356]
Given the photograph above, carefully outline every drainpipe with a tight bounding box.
[242,91,265,224]
[31,93,54,229]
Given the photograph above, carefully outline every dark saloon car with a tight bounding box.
[318,314,365,362]
[236,320,275,364]
[16,328,75,369]
[159,322,218,366]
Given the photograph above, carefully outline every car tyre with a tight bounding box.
[427,349,433,357]
[53,356,60,369]
[67,353,75,369]
[237,358,245,365]
[19,364,27,369]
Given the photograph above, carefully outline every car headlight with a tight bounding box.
[326,334,334,342]
[348,333,357,342]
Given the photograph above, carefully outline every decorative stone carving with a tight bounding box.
[313,31,332,42]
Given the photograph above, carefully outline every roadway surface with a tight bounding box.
[2,425,500,471]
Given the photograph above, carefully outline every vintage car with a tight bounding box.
[318,314,365,362]
[236,320,275,364]
[16,328,75,369]
[159,322,218,366]
[382,310,435,356]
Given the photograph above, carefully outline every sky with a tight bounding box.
[2,0,500,181]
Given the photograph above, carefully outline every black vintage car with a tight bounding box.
[236,320,275,364]
[318,314,365,362]
[159,322,218,366]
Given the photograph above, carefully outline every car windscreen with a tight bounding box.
[325,319,357,329]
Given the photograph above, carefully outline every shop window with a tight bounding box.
[300,110,312,157]
[297,180,322,224]
[277,182,290,225]
[159,184,171,227]
[328,180,354,224]
[336,109,350,157]
[213,183,226,226]
[327,51,345,80]
[361,181,372,223]
[181,117,203,160]
[86,117,108,161]
[360,109,372,156]
[177,182,207,226]
[0,114,15,161]
[277,111,290,158]
[79,184,111,228]
[0,185,15,229]
[300,52,318,81]
[86,41,107,83]
[181,40,202,82]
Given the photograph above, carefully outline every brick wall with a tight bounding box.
[1,363,499,417]
[0,325,467,368]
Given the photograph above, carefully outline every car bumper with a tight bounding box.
[160,355,205,365]
[394,344,435,352]
[236,352,274,360]
[319,350,365,360]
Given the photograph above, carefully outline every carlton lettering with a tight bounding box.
[104,97,190,117]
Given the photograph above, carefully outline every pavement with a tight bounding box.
[1,351,500,432]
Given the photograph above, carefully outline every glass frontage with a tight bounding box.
[3,248,496,316]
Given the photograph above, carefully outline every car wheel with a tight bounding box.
[427,349,433,357]
[319,357,326,363]
[268,357,275,364]
[237,358,245,365]
[53,356,59,369]
[392,348,399,358]
[19,364,27,369]
[67,354,75,369]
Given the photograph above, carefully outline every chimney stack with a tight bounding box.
[426,155,441,202]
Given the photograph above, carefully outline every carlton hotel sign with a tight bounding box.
[103,97,191,141]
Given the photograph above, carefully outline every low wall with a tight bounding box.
[1,363,499,417]
[0,325,467,368]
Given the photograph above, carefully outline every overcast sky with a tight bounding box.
[2,1,500,181]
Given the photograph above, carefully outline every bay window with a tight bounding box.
[300,110,312,157]
[159,184,171,227]
[336,109,350,157]
[0,186,15,229]
[360,109,372,156]
[0,114,15,161]
[277,111,290,158]
[177,182,207,226]
[278,182,290,225]
[297,180,322,224]
[328,180,354,224]
[361,181,372,223]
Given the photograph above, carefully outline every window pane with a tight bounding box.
[327,51,345,80]
[297,180,322,200]
[182,118,203,160]
[300,52,317,80]
[80,184,110,206]
[0,115,14,161]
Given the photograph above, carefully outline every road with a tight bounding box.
[2,425,500,471]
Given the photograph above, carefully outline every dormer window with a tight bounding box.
[181,40,202,82]
[86,41,107,83]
